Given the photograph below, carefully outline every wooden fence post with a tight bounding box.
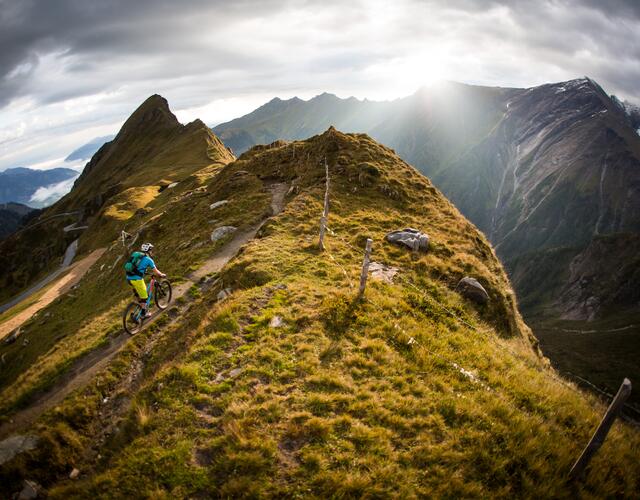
[569,378,632,481]
[358,238,373,297]
[318,157,330,250]
[121,230,131,247]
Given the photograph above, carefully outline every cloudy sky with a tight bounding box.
[1,0,639,172]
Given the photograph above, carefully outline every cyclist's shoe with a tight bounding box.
[143,310,153,319]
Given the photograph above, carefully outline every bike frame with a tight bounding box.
[145,275,157,308]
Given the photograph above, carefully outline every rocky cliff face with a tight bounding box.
[435,79,640,318]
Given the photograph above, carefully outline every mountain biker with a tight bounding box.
[126,242,166,318]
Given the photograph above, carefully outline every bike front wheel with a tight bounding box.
[155,279,172,310]
[123,302,144,335]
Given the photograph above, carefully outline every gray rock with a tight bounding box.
[217,288,232,301]
[18,480,40,499]
[209,200,229,210]
[4,329,18,344]
[229,367,243,378]
[167,182,179,189]
[456,277,489,304]
[0,435,39,466]
[210,226,237,242]
[369,262,398,283]
[269,315,284,328]
[386,228,429,251]
[69,467,80,479]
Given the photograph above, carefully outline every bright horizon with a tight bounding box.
[1,0,639,172]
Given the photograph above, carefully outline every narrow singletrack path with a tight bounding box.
[0,182,288,439]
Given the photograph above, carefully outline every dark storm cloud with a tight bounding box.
[1,0,640,172]
[1,0,640,109]
[0,0,287,106]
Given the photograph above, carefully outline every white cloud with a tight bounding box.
[29,175,79,207]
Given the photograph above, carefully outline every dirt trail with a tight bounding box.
[0,248,106,341]
[0,183,288,439]
[0,239,79,316]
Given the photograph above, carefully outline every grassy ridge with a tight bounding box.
[2,129,638,498]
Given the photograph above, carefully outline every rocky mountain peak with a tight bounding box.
[116,94,180,139]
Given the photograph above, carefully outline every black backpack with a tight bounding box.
[124,251,144,277]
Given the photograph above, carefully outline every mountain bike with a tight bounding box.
[122,275,172,335]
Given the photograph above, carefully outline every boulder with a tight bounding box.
[0,435,39,466]
[456,277,489,304]
[210,226,236,242]
[369,262,398,283]
[4,327,21,344]
[209,200,229,210]
[18,480,40,499]
[385,228,429,251]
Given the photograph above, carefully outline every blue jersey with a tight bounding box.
[126,255,156,281]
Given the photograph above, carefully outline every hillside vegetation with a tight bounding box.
[0,112,638,498]
[0,95,233,306]
[212,79,640,405]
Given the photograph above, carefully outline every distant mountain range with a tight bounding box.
[214,78,640,395]
[0,167,78,208]
[0,135,114,209]
[64,134,115,162]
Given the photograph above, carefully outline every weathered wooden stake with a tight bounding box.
[358,238,373,297]
[569,378,632,481]
[318,216,327,250]
[120,230,131,247]
[318,158,330,250]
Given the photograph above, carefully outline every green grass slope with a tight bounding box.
[1,129,638,498]
[0,95,234,305]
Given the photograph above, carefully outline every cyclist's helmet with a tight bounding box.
[141,242,154,253]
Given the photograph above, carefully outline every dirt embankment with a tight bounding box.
[0,248,106,341]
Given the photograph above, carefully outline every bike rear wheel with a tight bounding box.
[155,279,172,310]
[123,302,144,335]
